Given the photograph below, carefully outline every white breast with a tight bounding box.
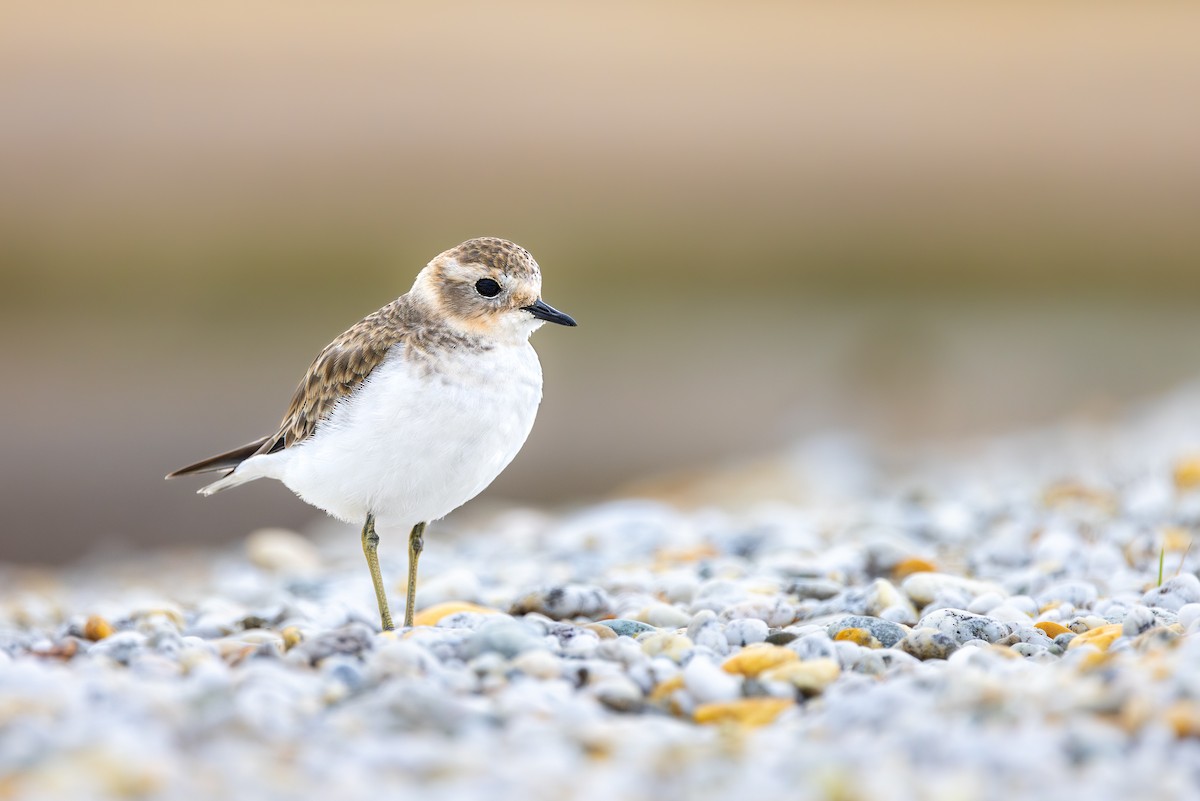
[268,341,543,528]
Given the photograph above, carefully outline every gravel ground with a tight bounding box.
[4,387,1200,801]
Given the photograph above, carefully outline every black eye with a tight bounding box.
[475,278,502,298]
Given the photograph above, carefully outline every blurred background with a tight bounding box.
[3,1,1199,563]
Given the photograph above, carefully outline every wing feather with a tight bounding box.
[260,300,410,453]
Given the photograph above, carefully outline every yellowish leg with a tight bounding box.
[404,522,427,627]
[360,514,394,631]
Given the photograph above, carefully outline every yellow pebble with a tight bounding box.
[722,644,798,677]
[1067,624,1123,652]
[832,628,880,648]
[412,602,500,627]
[584,623,618,640]
[281,626,303,651]
[640,633,694,662]
[694,697,793,727]
[892,557,937,580]
[1172,456,1200,491]
[1076,650,1112,672]
[83,615,113,642]
[1034,621,1071,638]
[1164,701,1200,738]
[649,675,685,704]
[760,659,840,694]
[1162,526,1193,552]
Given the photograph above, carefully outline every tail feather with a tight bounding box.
[197,470,253,496]
[165,435,272,480]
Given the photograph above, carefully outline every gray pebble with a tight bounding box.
[788,579,844,600]
[788,632,838,662]
[466,617,548,659]
[598,619,658,638]
[290,624,375,666]
[1141,574,1200,611]
[1053,632,1077,649]
[321,655,366,690]
[899,628,959,660]
[511,585,613,620]
[1122,605,1159,637]
[916,609,1011,644]
[592,676,645,713]
[87,631,148,665]
[687,611,731,656]
[724,618,768,647]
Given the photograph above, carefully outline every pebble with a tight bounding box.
[1141,574,1200,611]
[682,655,742,703]
[413,601,500,626]
[788,579,843,600]
[1172,456,1200,490]
[1178,603,1200,630]
[636,602,691,629]
[986,604,1033,623]
[719,597,797,627]
[916,609,1010,644]
[1122,606,1159,637]
[244,528,321,575]
[788,632,839,661]
[1163,701,1200,738]
[827,615,907,648]
[686,610,731,655]
[722,644,797,677]
[83,615,113,642]
[597,618,658,638]
[1035,621,1072,638]
[724,618,769,647]
[592,676,645,712]
[693,697,793,727]
[510,585,613,620]
[1067,624,1124,652]
[832,628,880,648]
[899,628,960,660]
[901,572,1006,607]
[638,633,693,662]
[760,658,841,694]
[465,617,547,659]
[87,631,148,665]
[583,622,618,640]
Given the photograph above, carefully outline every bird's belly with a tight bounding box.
[280,346,542,527]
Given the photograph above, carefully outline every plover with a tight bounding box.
[167,237,576,630]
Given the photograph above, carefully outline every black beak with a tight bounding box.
[523,299,577,327]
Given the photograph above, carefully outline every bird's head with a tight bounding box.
[413,237,576,340]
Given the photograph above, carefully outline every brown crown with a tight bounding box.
[444,237,540,279]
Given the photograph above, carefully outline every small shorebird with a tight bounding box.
[167,237,576,630]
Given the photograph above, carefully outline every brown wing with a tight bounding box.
[166,299,413,481]
[261,301,410,453]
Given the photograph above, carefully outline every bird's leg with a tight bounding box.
[404,521,427,627]
[361,514,394,631]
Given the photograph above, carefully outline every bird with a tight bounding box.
[166,237,576,630]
